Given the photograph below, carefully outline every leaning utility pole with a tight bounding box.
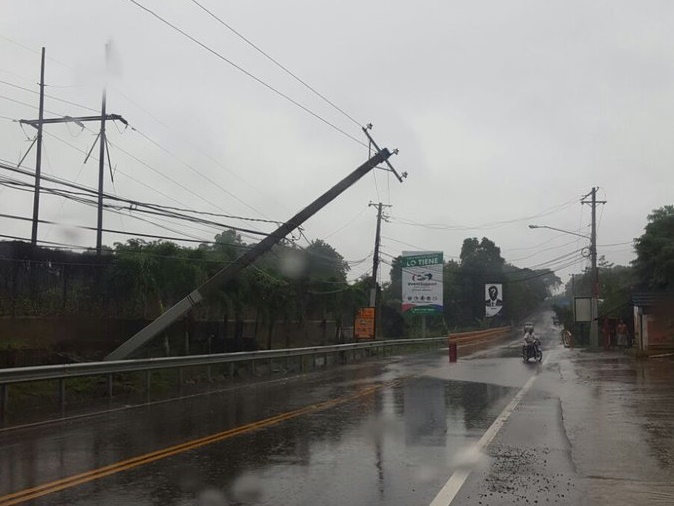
[582,187,606,349]
[369,201,391,338]
[30,47,46,246]
[106,146,399,360]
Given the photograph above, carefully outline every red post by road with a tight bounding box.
[448,339,457,363]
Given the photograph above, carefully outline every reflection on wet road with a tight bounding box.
[1,311,673,505]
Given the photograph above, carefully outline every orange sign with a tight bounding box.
[354,307,375,339]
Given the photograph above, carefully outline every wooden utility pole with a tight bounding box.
[30,47,46,246]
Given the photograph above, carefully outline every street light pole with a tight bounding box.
[527,224,590,239]
[530,187,606,349]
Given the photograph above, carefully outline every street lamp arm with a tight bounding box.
[528,224,590,240]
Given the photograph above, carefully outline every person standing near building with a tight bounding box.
[616,319,629,349]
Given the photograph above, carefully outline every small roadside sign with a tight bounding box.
[354,307,375,339]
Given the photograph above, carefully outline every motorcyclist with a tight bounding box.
[523,327,537,358]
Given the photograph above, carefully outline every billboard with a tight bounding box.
[401,251,443,314]
[485,283,504,317]
[354,307,375,339]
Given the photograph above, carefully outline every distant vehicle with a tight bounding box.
[523,322,534,333]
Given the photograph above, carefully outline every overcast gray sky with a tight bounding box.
[2,0,672,284]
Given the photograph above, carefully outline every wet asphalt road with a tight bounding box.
[1,311,673,505]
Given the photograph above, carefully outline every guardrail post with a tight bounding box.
[207,365,212,382]
[269,358,274,375]
[145,370,151,403]
[59,378,66,411]
[1,384,7,425]
[228,362,235,379]
[323,352,328,368]
[178,367,184,393]
[300,356,306,373]
[106,374,113,399]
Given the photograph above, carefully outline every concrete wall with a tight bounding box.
[0,316,341,365]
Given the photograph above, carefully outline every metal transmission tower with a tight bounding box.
[581,187,606,349]
[19,45,127,255]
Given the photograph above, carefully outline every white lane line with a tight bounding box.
[429,354,551,506]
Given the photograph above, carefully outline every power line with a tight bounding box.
[0,93,63,115]
[0,78,98,113]
[35,132,196,210]
[128,124,270,221]
[0,162,274,237]
[0,233,242,265]
[2,76,268,223]
[507,237,582,263]
[188,0,361,128]
[380,254,580,285]
[0,210,264,245]
[126,0,367,148]
[388,196,580,232]
[109,86,290,216]
[322,205,368,240]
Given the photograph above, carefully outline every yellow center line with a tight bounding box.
[0,377,406,506]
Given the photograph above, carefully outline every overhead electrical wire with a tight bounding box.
[0,78,99,113]
[125,0,367,148]
[0,162,274,237]
[128,124,270,221]
[37,132,200,210]
[1,74,274,225]
[507,237,584,263]
[388,196,580,232]
[187,0,361,128]
[379,254,581,285]
[0,93,64,116]
[109,86,291,217]
[0,32,349,233]
[321,205,368,240]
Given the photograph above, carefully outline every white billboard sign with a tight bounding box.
[401,251,443,314]
[574,296,592,322]
[485,283,504,317]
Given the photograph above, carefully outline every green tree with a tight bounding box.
[633,205,674,290]
[459,237,505,325]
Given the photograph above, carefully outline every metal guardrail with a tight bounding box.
[0,337,450,424]
[0,328,513,425]
[0,337,448,385]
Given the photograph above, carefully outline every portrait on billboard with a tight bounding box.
[485,284,503,317]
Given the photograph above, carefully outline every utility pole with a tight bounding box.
[30,47,46,246]
[20,46,126,253]
[369,202,391,338]
[582,187,606,349]
[97,86,107,255]
[106,147,399,360]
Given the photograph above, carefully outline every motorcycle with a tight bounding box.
[522,337,542,362]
